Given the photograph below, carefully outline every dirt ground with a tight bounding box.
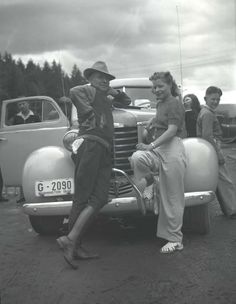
[1,198,236,304]
[1,146,236,304]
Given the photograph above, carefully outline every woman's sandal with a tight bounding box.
[160,242,183,254]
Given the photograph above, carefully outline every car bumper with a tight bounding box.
[22,190,215,217]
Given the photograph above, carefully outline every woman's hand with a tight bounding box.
[136,143,153,151]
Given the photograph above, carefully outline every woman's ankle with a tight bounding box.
[145,174,154,186]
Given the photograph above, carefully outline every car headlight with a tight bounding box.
[63,129,79,151]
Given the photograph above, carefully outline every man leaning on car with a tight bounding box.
[56,61,131,269]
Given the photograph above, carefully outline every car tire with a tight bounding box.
[183,204,210,235]
[29,215,64,235]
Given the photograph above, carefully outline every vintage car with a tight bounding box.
[214,100,236,142]
[0,78,220,235]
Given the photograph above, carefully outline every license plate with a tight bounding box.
[35,178,74,197]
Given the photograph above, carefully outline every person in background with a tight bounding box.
[130,71,186,254]
[56,61,131,269]
[183,94,201,137]
[197,86,236,218]
[12,100,40,125]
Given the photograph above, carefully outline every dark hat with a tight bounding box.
[83,61,115,81]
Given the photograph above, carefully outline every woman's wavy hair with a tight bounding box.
[183,93,201,116]
[149,71,180,97]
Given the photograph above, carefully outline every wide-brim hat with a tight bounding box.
[83,61,115,81]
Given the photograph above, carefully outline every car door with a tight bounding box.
[0,96,70,186]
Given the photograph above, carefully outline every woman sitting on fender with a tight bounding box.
[130,71,187,254]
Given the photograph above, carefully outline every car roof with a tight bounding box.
[2,96,55,103]
[111,77,152,88]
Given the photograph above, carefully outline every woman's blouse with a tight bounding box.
[146,97,185,142]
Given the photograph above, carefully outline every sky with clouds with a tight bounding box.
[0,0,235,100]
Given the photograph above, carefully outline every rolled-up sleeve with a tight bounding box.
[70,85,96,119]
[168,100,183,127]
[113,91,131,108]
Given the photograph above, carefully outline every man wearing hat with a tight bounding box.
[57,61,131,269]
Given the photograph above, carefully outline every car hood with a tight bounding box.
[112,108,155,127]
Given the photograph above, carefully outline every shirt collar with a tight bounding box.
[17,110,34,120]
[203,105,215,113]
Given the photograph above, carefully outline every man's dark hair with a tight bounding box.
[205,86,222,97]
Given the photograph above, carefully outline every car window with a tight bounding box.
[42,101,60,121]
[6,99,42,126]
[5,102,16,125]
[5,99,61,126]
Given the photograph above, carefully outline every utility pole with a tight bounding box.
[234,0,236,86]
[60,68,66,97]
[58,51,66,96]
[235,0,236,51]
[176,5,183,94]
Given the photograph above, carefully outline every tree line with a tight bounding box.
[0,52,87,102]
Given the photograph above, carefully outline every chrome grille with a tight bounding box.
[112,126,137,174]
[109,126,138,197]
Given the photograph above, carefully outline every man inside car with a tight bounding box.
[12,100,40,125]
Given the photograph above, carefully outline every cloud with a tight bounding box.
[0,0,235,93]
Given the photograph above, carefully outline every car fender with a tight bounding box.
[22,146,74,203]
[183,137,218,192]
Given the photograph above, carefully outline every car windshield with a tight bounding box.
[122,87,157,108]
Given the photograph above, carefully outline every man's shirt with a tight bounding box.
[197,105,223,161]
[13,110,40,125]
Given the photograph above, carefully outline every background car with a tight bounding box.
[215,101,236,142]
